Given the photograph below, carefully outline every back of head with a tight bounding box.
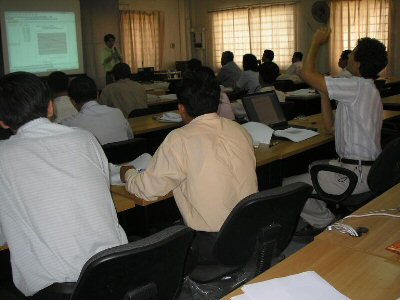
[243,54,259,71]
[340,50,352,61]
[104,33,115,43]
[186,58,202,72]
[112,63,131,81]
[47,71,69,95]
[198,66,216,79]
[68,75,98,104]
[264,50,274,62]
[293,52,303,62]
[221,51,234,65]
[0,72,50,130]
[177,71,220,118]
[355,37,387,79]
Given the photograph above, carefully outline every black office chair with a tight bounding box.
[310,137,400,213]
[33,225,194,300]
[128,107,162,118]
[102,138,148,164]
[187,183,312,297]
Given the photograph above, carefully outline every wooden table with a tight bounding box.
[382,94,400,110]
[316,183,400,263]
[223,240,400,300]
[128,110,182,135]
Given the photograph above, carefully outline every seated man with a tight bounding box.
[284,28,387,234]
[47,71,78,123]
[121,71,258,234]
[277,51,303,83]
[216,51,242,89]
[62,75,134,145]
[99,63,148,118]
[259,49,280,85]
[0,72,127,297]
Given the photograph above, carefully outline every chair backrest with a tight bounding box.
[129,107,162,118]
[102,138,148,164]
[368,137,400,194]
[71,225,193,300]
[213,183,312,266]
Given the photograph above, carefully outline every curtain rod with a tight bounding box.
[207,1,298,13]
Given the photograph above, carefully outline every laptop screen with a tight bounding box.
[242,91,287,128]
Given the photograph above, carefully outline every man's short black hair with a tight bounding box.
[0,72,51,130]
[355,37,387,79]
[222,51,234,62]
[264,50,274,61]
[243,54,259,71]
[47,71,69,94]
[340,50,352,61]
[68,75,97,104]
[104,34,115,43]
[177,71,220,118]
[112,63,131,81]
[186,58,202,72]
[293,52,303,61]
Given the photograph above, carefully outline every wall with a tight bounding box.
[80,0,120,88]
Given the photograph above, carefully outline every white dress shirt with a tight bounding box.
[53,95,78,123]
[0,118,127,296]
[61,100,133,145]
[236,70,261,94]
[325,76,382,160]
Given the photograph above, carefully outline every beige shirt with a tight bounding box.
[99,78,148,118]
[125,113,258,232]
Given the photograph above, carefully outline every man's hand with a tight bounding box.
[312,27,331,46]
[120,165,135,183]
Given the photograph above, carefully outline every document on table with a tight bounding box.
[242,121,274,146]
[274,127,319,142]
[286,88,319,97]
[232,271,349,300]
[157,112,182,123]
[109,153,152,185]
[158,93,177,100]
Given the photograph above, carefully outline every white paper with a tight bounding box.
[158,93,178,100]
[241,271,349,300]
[109,153,152,185]
[146,94,160,103]
[274,127,319,142]
[242,122,274,146]
[157,112,182,123]
[286,89,319,98]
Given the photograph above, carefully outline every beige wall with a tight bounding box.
[80,0,120,88]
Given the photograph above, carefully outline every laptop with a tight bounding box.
[242,90,291,130]
[136,67,155,83]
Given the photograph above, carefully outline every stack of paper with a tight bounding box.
[157,112,182,123]
[286,89,319,97]
[242,122,274,146]
[232,271,349,300]
[274,127,319,142]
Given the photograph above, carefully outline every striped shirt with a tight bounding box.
[0,118,127,296]
[325,76,382,161]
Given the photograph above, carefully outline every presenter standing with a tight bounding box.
[101,34,123,85]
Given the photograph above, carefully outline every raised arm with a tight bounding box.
[300,27,331,94]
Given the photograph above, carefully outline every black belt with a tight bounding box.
[340,158,374,166]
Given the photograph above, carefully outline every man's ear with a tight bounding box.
[178,103,185,114]
[47,100,55,119]
[0,120,10,129]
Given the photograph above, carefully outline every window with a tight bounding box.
[209,4,296,70]
[330,0,392,75]
[120,10,164,73]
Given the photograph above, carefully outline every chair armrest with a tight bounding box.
[310,164,358,204]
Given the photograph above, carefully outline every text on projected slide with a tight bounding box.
[5,11,79,73]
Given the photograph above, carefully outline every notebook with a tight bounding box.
[242,91,290,130]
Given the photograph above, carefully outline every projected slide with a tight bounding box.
[5,11,79,73]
